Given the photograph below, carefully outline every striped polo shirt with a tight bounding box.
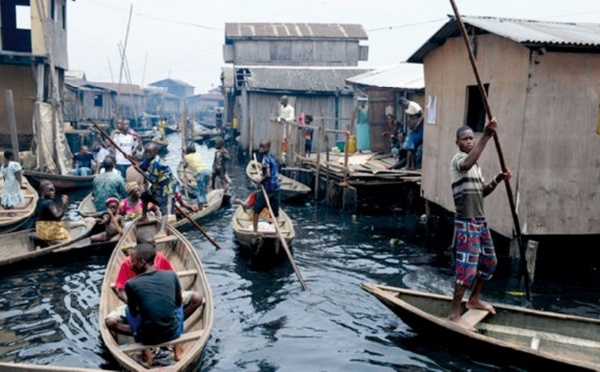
[450,152,485,219]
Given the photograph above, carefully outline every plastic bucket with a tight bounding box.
[348,135,356,153]
[336,140,345,152]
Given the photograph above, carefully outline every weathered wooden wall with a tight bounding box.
[233,40,362,66]
[144,94,181,117]
[238,92,354,153]
[63,87,116,123]
[31,0,69,69]
[421,33,600,237]
[0,65,36,148]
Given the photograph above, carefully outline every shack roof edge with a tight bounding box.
[408,15,600,63]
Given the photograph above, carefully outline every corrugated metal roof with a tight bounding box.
[86,82,142,95]
[345,63,424,90]
[409,15,600,63]
[149,78,194,88]
[142,88,180,100]
[225,23,368,41]
[237,66,372,93]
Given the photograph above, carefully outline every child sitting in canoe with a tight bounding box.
[36,180,71,242]
[91,198,125,243]
[233,191,272,223]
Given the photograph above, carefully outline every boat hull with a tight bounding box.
[99,218,214,371]
[246,161,311,201]
[361,283,600,371]
[231,205,295,259]
[23,170,95,190]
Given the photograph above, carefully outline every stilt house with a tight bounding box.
[407,16,600,241]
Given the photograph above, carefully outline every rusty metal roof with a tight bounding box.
[409,15,600,63]
[346,63,424,90]
[236,66,372,93]
[225,23,368,41]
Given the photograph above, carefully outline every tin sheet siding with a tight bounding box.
[519,51,600,235]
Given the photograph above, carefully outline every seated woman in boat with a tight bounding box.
[118,182,160,222]
[91,198,125,243]
[36,180,71,242]
[1,150,25,210]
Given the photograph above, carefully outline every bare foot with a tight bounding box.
[173,343,184,361]
[447,316,477,332]
[466,299,496,315]
[143,349,153,367]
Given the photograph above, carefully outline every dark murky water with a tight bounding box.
[0,133,598,371]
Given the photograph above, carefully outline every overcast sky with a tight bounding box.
[67,0,600,95]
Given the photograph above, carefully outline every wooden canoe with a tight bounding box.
[0,362,109,371]
[192,128,221,144]
[0,176,38,234]
[78,188,224,229]
[246,160,311,201]
[23,170,95,190]
[171,188,224,229]
[0,217,97,268]
[150,138,169,151]
[177,162,231,205]
[360,283,600,371]
[98,218,214,371]
[231,205,295,257]
[176,162,199,192]
[77,192,104,218]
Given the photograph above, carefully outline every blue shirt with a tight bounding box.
[260,152,280,192]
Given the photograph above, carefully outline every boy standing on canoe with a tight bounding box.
[448,118,510,330]
[253,140,281,233]
[139,142,196,238]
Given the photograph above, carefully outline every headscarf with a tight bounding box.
[125,182,138,193]
[105,197,120,207]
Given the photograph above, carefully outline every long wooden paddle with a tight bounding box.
[253,153,308,290]
[89,120,222,250]
[449,0,531,300]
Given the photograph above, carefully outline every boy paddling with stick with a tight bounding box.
[139,142,197,238]
[448,118,511,331]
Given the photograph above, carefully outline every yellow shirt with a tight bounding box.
[183,153,207,174]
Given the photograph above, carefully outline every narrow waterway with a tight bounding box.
[0,132,598,371]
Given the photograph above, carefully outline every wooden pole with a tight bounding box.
[449,0,531,300]
[89,120,222,250]
[5,90,20,155]
[180,110,190,200]
[314,118,323,199]
[253,154,307,290]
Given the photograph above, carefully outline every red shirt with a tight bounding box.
[114,252,173,290]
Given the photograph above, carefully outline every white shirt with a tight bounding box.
[113,132,137,165]
[405,101,422,116]
[278,104,295,122]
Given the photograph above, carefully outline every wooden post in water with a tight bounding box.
[314,117,323,199]
[249,118,254,160]
[5,90,20,155]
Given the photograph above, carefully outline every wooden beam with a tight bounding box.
[121,330,204,353]
[4,90,19,154]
